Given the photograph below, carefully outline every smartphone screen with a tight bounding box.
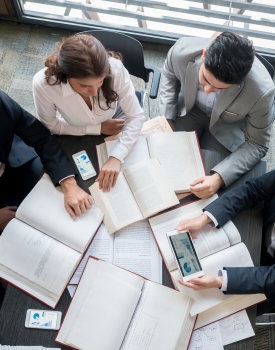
[28,310,59,328]
[73,152,96,179]
[169,231,202,278]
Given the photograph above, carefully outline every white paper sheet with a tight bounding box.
[185,322,224,350]
[219,310,255,346]
[69,224,114,285]
[113,220,162,284]
[68,221,162,296]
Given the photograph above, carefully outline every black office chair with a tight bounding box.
[255,52,274,79]
[77,30,161,116]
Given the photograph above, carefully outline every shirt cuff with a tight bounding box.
[218,269,228,291]
[58,175,75,184]
[110,142,130,162]
[204,211,219,227]
[86,124,101,135]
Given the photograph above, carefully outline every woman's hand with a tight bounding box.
[101,119,125,135]
[176,214,211,233]
[96,156,121,192]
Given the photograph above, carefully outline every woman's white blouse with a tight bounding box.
[32,57,145,162]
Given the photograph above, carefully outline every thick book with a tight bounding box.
[97,131,205,193]
[67,220,163,296]
[0,175,103,308]
[148,196,266,328]
[56,257,196,350]
[89,158,179,234]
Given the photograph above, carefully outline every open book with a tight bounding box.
[0,175,103,308]
[56,258,195,350]
[90,158,179,234]
[68,220,163,296]
[104,115,173,142]
[97,131,205,193]
[148,196,266,327]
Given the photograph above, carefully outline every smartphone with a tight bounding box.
[72,150,96,180]
[25,309,62,330]
[166,230,204,281]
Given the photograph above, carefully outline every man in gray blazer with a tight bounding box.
[159,31,275,198]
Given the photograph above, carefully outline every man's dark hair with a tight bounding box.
[204,31,255,84]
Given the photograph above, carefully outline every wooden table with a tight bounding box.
[0,135,266,349]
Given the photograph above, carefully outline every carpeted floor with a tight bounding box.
[0,18,275,349]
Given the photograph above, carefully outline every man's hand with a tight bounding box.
[60,177,93,220]
[178,275,223,291]
[0,206,17,231]
[167,119,176,131]
[189,173,224,198]
[96,156,121,192]
[176,214,211,233]
[101,119,125,135]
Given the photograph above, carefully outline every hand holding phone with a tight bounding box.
[166,230,204,281]
[25,309,62,330]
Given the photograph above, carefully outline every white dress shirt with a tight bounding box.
[175,85,221,119]
[33,57,145,162]
[195,85,221,117]
[219,269,228,291]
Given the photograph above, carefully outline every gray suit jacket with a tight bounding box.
[159,37,275,186]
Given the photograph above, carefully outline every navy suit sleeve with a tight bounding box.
[224,265,275,295]
[203,170,275,227]
[1,91,76,186]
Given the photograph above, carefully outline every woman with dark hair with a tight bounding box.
[33,34,145,192]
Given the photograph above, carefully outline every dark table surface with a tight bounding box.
[0,134,266,349]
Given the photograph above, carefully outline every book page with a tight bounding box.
[106,137,150,172]
[69,223,114,284]
[0,219,80,302]
[96,143,108,170]
[90,174,143,234]
[67,274,142,350]
[16,175,103,253]
[58,259,145,350]
[114,220,162,284]
[192,224,231,259]
[222,220,242,246]
[123,158,179,218]
[219,310,255,346]
[121,281,194,350]
[188,322,224,350]
[172,243,255,316]
[147,132,205,193]
[140,116,173,136]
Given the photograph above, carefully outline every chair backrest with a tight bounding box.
[78,30,148,82]
[255,52,274,79]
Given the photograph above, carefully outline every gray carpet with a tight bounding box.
[0,19,275,349]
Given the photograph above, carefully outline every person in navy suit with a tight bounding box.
[176,170,275,315]
[0,90,93,232]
